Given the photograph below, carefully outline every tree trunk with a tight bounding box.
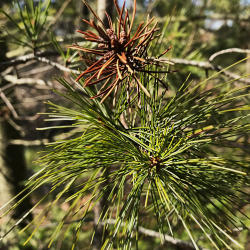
[92,3,114,248]
[97,0,114,28]
[0,15,32,230]
[0,119,32,220]
[77,0,89,29]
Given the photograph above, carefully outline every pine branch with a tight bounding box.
[0,52,79,74]
[0,52,56,69]
[9,139,49,146]
[209,48,250,61]
[156,47,250,83]
[3,75,54,88]
[0,89,19,119]
[103,219,207,250]
[1,49,249,83]
[35,56,79,74]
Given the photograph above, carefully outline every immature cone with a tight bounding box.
[69,0,170,102]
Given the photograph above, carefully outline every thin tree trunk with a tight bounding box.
[92,2,114,248]
[97,0,114,28]
[77,0,89,29]
[0,20,32,231]
[0,120,31,221]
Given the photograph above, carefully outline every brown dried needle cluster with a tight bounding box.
[69,0,170,102]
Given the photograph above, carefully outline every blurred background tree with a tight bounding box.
[0,0,249,249]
